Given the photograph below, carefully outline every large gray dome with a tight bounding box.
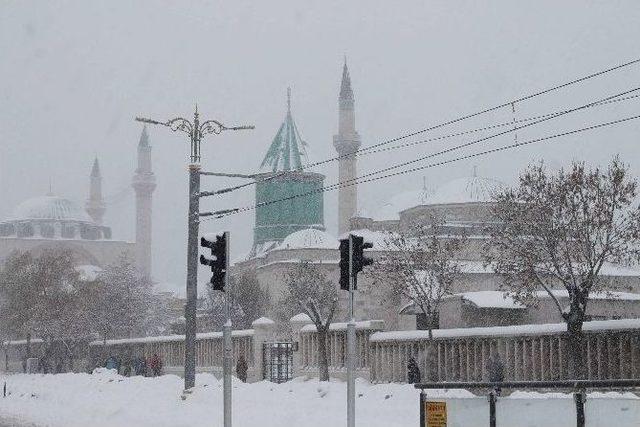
[10,196,93,223]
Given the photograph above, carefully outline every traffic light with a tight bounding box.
[352,235,374,275]
[339,237,350,291]
[200,232,227,291]
[338,234,373,291]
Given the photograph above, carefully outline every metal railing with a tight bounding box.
[415,379,640,427]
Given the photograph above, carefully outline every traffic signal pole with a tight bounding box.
[347,234,355,427]
[223,231,232,427]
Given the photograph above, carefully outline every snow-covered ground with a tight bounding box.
[0,370,638,427]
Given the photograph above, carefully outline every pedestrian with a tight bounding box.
[407,357,421,384]
[149,353,162,377]
[133,355,147,376]
[487,352,504,395]
[105,355,118,371]
[236,356,248,383]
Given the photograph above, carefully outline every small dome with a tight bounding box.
[426,176,505,205]
[11,196,93,223]
[279,228,338,250]
[375,189,430,220]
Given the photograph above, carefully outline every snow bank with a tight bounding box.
[0,371,637,427]
[370,318,640,342]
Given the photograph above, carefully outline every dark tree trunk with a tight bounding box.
[566,304,586,380]
[317,326,330,382]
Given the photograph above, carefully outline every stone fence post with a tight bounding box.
[290,313,313,379]
[250,317,276,382]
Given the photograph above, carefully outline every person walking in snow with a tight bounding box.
[149,353,162,377]
[407,357,421,384]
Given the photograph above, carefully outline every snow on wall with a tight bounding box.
[370,318,640,342]
[89,329,254,347]
[300,320,385,333]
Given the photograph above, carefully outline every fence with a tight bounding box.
[89,330,255,376]
[369,318,640,383]
[292,317,385,381]
[3,317,278,382]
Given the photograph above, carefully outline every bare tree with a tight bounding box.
[281,261,337,381]
[488,158,640,378]
[374,223,465,340]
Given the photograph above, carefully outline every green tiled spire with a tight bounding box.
[259,88,307,172]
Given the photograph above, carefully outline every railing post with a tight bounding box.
[574,389,586,427]
[419,390,425,427]
[488,390,497,427]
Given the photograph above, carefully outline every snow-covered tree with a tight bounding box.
[86,255,155,342]
[488,158,640,378]
[0,249,88,371]
[281,261,337,381]
[374,224,466,339]
[206,270,270,330]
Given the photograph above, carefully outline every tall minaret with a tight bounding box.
[333,59,361,235]
[86,157,106,225]
[131,126,156,278]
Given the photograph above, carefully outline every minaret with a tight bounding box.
[131,126,156,278]
[333,59,361,235]
[86,157,106,225]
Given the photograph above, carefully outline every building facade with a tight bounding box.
[0,128,154,277]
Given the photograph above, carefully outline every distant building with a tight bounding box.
[0,128,155,277]
[251,88,325,256]
[232,60,640,331]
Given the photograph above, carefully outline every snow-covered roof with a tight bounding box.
[454,261,640,277]
[290,313,313,323]
[459,291,526,309]
[8,195,94,223]
[370,318,640,342]
[279,228,338,250]
[251,317,275,326]
[425,175,505,205]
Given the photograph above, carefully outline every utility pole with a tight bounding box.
[136,107,252,391]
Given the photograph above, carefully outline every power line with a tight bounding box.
[203,113,640,221]
[204,57,640,196]
[201,86,640,218]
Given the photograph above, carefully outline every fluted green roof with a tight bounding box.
[259,90,307,173]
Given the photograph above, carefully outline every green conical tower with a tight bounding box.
[253,88,325,251]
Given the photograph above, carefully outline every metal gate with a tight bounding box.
[262,341,293,383]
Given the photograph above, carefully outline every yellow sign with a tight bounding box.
[425,401,447,427]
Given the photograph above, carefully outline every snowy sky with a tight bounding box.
[2,0,640,293]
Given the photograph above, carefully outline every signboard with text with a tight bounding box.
[425,401,447,427]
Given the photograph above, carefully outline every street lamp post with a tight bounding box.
[136,107,253,391]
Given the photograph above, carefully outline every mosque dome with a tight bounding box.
[375,189,430,220]
[279,228,338,250]
[10,195,94,223]
[425,175,506,205]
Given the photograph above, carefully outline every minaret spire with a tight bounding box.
[132,126,156,278]
[86,157,106,225]
[287,87,291,113]
[333,58,361,235]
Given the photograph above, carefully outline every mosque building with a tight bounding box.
[0,128,155,279]
[233,60,640,331]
